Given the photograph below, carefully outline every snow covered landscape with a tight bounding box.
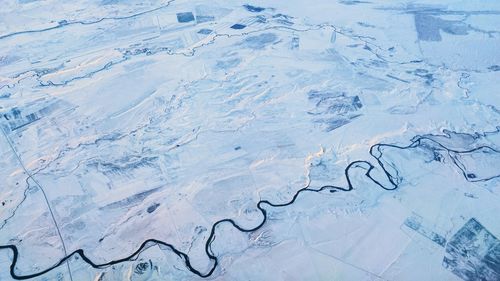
[0,0,499,280]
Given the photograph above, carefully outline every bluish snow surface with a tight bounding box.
[0,0,499,280]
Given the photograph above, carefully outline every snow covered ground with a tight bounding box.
[0,0,499,280]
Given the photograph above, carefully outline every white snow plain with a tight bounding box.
[0,0,499,280]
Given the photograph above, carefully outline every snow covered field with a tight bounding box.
[0,0,499,280]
